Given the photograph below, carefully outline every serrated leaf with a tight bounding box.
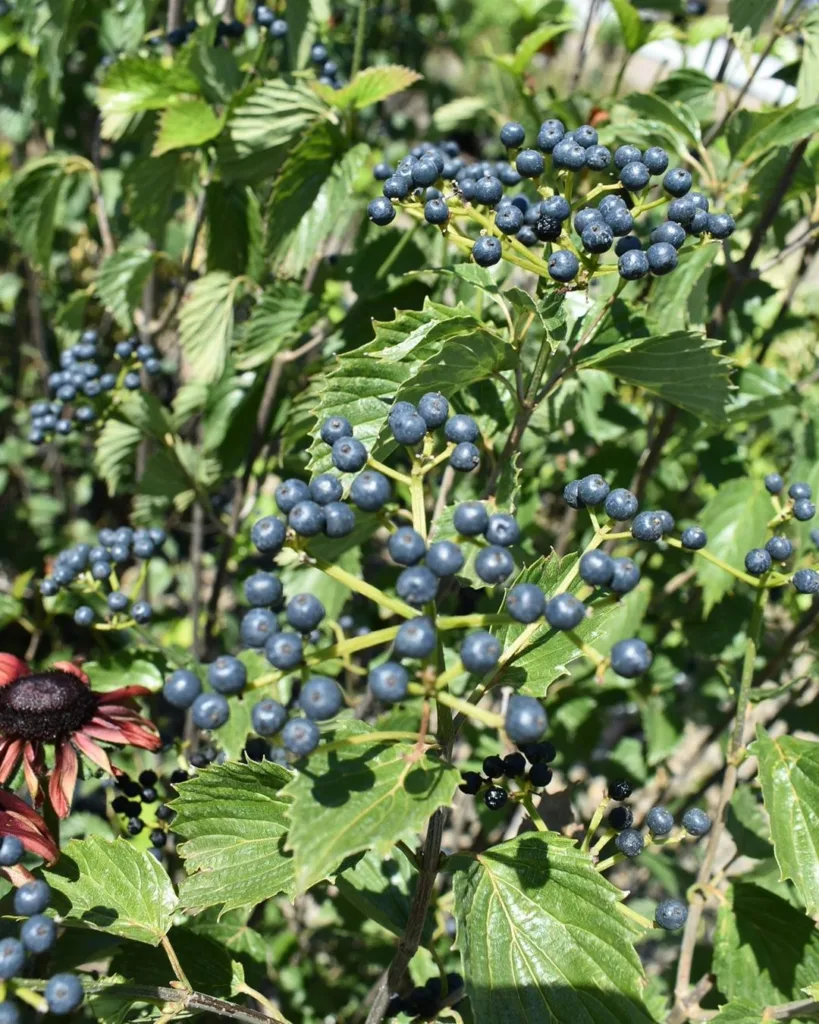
[752,729,819,915]
[432,96,487,133]
[694,478,772,613]
[507,22,572,75]
[94,419,141,495]
[453,833,653,1023]
[797,10,819,107]
[737,105,819,164]
[8,155,76,268]
[728,0,776,35]
[171,759,295,914]
[96,55,200,140]
[283,720,460,894]
[315,64,422,110]
[153,98,222,156]
[95,247,155,330]
[84,656,163,693]
[205,181,263,279]
[725,784,773,862]
[336,848,431,940]
[179,271,241,383]
[650,243,718,328]
[610,0,648,52]
[122,151,179,242]
[111,927,234,997]
[623,91,701,144]
[711,1001,764,1024]
[713,883,819,1005]
[236,283,317,369]
[189,27,241,104]
[579,330,732,423]
[46,837,177,944]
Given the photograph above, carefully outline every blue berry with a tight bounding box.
[745,548,772,576]
[368,197,396,225]
[389,527,426,565]
[115,527,133,547]
[397,566,439,606]
[388,401,415,423]
[632,511,665,542]
[535,214,562,242]
[163,669,202,709]
[552,140,586,170]
[411,158,439,187]
[604,488,639,520]
[506,583,545,623]
[281,718,319,756]
[286,593,325,633]
[391,410,427,445]
[369,662,409,702]
[276,479,310,514]
[299,677,343,720]
[655,899,688,930]
[536,119,565,152]
[794,499,816,521]
[812,529,819,546]
[394,616,436,658]
[620,162,650,191]
[208,655,247,693]
[91,561,112,581]
[133,536,155,558]
[425,540,464,577]
[21,914,56,953]
[643,146,669,174]
[373,161,393,180]
[547,250,579,282]
[132,600,152,623]
[45,974,84,1015]
[383,175,410,200]
[472,236,502,267]
[244,571,283,608]
[578,474,610,507]
[668,197,696,227]
[545,593,586,630]
[250,516,287,555]
[324,502,356,536]
[656,510,675,533]
[619,250,649,280]
[73,605,94,626]
[115,340,134,359]
[450,441,480,471]
[789,481,812,500]
[610,638,653,677]
[40,578,59,598]
[708,213,735,239]
[681,808,711,836]
[616,236,643,256]
[425,198,449,225]
[144,357,162,375]
[192,693,230,730]
[681,526,707,550]
[0,1001,19,1024]
[76,406,96,425]
[563,480,583,509]
[14,880,50,916]
[579,550,615,587]
[646,806,674,836]
[690,209,710,235]
[350,470,391,510]
[0,837,23,867]
[475,546,515,585]
[417,392,449,428]
[614,145,642,169]
[265,631,303,670]
[605,206,634,236]
[516,149,545,177]
[585,144,611,170]
[289,500,326,537]
[320,416,352,445]
[651,221,686,249]
[574,208,602,234]
[149,527,166,547]
[240,608,278,648]
[496,205,524,235]
[541,195,570,220]
[484,513,520,547]
[332,437,368,473]
[0,938,24,980]
[505,695,547,743]
[124,371,141,389]
[473,176,504,206]
[663,168,692,197]
[766,535,792,561]
[461,631,501,672]
[793,568,819,594]
[453,501,488,535]
[445,414,479,444]
[581,221,614,253]
[500,121,525,147]
[609,557,641,594]
[647,242,678,275]
[615,829,644,857]
[251,698,287,736]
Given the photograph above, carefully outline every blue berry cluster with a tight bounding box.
[252,6,288,37]
[459,741,556,811]
[309,40,344,89]
[0,872,83,1018]
[367,123,735,284]
[27,329,165,447]
[39,524,167,626]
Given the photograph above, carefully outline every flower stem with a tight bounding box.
[367,456,412,486]
[580,795,609,853]
[432,688,504,729]
[521,792,547,832]
[311,556,418,619]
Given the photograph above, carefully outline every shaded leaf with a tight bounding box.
[84,656,163,693]
[236,282,317,369]
[432,96,487,132]
[94,419,141,495]
[8,155,76,268]
[508,22,573,75]
[737,105,819,164]
[650,243,718,328]
[179,271,241,383]
[206,181,263,279]
[95,247,155,331]
[336,848,431,941]
[711,1001,764,1024]
[96,55,200,140]
[122,151,179,242]
[728,0,776,35]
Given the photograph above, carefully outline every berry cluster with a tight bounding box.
[459,741,556,811]
[0,871,83,1018]
[39,524,167,626]
[27,329,165,447]
[386,974,464,1020]
[166,15,246,47]
[252,6,288,37]
[367,123,735,284]
[110,768,176,858]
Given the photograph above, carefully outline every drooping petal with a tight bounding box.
[21,742,43,806]
[0,790,59,864]
[0,738,23,784]
[71,730,114,775]
[83,719,134,744]
[96,685,152,705]
[49,661,90,686]
[0,654,28,687]
[49,741,78,819]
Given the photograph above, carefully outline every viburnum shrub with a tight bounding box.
[1,0,819,1021]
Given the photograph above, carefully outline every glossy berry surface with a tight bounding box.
[505,695,547,743]
[369,662,409,702]
[475,546,515,584]
[604,488,639,520]
[579,550,615,586]
[545,593,586,631]
[655,899,688,930]
[460,631,501,672]
[394,617,436,658]
[506,583,545,623]
[615,829,644,857]
[350,470,391,510]
[396,565,439,605]
[163,669,202,709]
[208,655,247,693]
[611,638,653,677]
[426,540,465,577]
[484,785,508,811]
[646,806,674,836]
[192,693,230,730]
[286,594,325,633]
[282,717,321,756]
[45,974,84,1015]
[14,879,50,916]
[744,548,772,576]
[681,526,707,550]
[299,677,343,720]
[682,808,712,836]
[388,527,426,565]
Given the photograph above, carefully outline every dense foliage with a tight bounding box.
[0,0,818,1021]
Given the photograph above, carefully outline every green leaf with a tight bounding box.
[431,96,487,133]
[46,837,178,944]
[283,721,460,894]
[96,55,200,140]
[153,98,222,156]
[179,271,241,383]
[171,759,295,914]
[711,1000,764,1024]
[206,181,263,280]
[8,155,76,269]
[737,105,819,164]
[728,0,776,35]
[694,478,773,613]
[752,729,819,915]
[579,330,732,423]
[650,243,718,328]
[336,848,431,941]
[94,419,141,495]
[797,10,819,107]
[99,0,147,54]
[84,656,163,693]
[95,247,155,331]
[610,0,648,52]
[189,27,242,104]
[111,927,235,997]
[725,784,773,861]
[713,883,819,1005]
[236,283,317,369]
[453,833,653,1023]
[622,91,701,144]
[508,22,573,75]
[122,151,179,242]
[314,64,422,110]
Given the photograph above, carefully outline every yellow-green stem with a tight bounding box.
[312,556,418,619]
[521,792,547,832]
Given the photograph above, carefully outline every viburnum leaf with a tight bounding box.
[236,282,318,369]
[96,54,200,140]
[710,1001,766,1023]
[313,65,422,110]
[111,927,235,997]
[83,655,163,693]
[153,98,222,156]
[737,104,819,164]
[95,247,156,330]
[452,833,653,1023]
[46,837,178,944]
[336,847,432,941]
[283,720,460,894]
[8,155,84,269]
[122,151,180,241]
[610,0,649,53]
[94,419,142,495]
[751,728,819,915]
[728,0,776,35]
[179,271,242,383]
[171,759,295,914]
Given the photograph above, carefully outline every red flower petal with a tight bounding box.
[0,738,23,784]
[71,731,114,775]
[96,685,152,705]
[49,741,78,819]
[0,654,28,687]
[83,720,133,744]
[0,791,58,864]
[22,742,43,806]
[50,661,90,686]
